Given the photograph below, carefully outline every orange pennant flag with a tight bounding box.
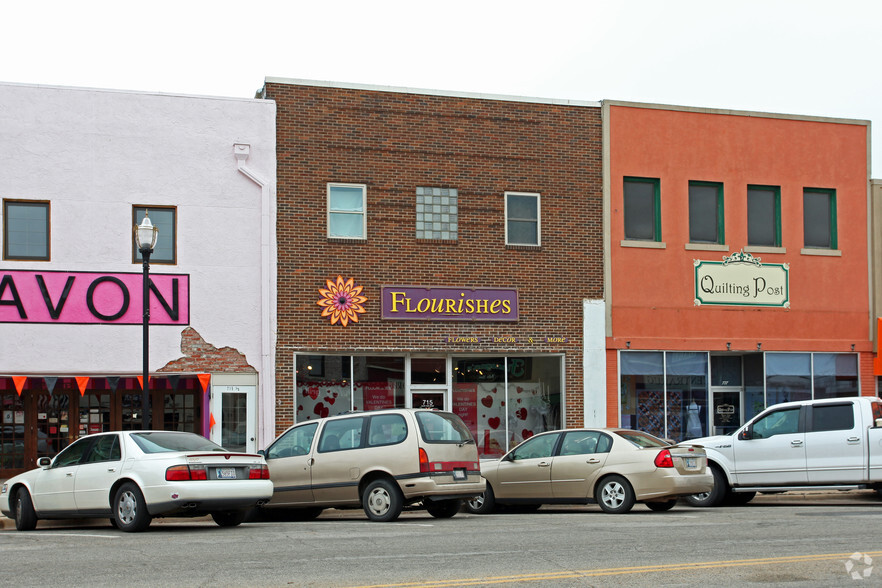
[209,412,217,430]
[198,373,211,392]
[76,376,90,396]
[12,376,27,396]
[136,375,151,390]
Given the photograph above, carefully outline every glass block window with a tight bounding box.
[416,187,458,240]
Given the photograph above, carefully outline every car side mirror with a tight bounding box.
[737,427,752,441]
[256,449,266,457]
[875,418,882,429]
[37,457,52,469]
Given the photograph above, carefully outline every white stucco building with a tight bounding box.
[0,82,276,476]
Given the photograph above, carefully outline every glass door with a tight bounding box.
[211,385,255,452]
[409,356,449,410]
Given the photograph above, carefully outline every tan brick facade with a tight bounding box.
[263,81,603,435]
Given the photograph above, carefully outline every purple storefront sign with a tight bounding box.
[381,286,518,322]
[0,269,190,325]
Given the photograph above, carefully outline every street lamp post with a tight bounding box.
[134,211,158,430]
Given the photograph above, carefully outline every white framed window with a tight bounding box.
[505,191,540,246]
[327,183,367,240]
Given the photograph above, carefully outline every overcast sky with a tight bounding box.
[4,1,880,171]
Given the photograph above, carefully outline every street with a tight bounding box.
[1,492,879,587]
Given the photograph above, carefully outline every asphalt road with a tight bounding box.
[1,491,880,587]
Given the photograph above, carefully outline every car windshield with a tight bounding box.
[131,432,226,454]
[614,430,668,448]
[415,411,474,444]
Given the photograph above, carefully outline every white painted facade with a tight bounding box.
[0,82,277,450]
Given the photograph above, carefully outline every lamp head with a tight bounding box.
[134,211,159,252]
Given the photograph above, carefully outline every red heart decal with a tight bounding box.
[306,387,319,400]
[320,406,329,418]
[516,408,527,421]
[313,402,325,416]
[522,429,534,439]
[324,396,336,405]
[297,405,303,412]
[488,417,500,429]
[481,395,493,408]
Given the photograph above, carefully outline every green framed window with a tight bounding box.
[688,181,724,244]
[747,185,781,247]
[623,177,661,241]
[803,188,837,249]
[3,199,50,261]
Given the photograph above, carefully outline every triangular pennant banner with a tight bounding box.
[197,373,211,392]
[12,376,27,396]
[44,377,58,394]
[209,412,217,430]
[167,374,180,391]
[76,376,90,396]
[136,375,152,390]
[107,377,120,392]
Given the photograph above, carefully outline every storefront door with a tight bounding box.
[211,385,255,453]
[409,356,449,410]
[711,387,742,435]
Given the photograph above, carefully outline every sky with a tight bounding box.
[3,1,881,172]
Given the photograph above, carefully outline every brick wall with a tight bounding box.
[264,82,603,433]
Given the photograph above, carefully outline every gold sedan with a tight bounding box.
[464,428,713,514]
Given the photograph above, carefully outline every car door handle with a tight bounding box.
[107,468,116,472]
[847,437,860,444]
[791,440,803,447]
[587,458,601,464]
[66,472,73,477]
[538,462,550,467]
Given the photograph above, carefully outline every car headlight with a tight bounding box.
[1,484,7,494]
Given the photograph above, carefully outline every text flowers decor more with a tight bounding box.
[316,276,367,326]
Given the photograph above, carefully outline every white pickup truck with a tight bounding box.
[685,396,882,507]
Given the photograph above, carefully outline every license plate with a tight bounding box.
[453,468,466,481]
[217,467,237,480]
[684,457,697,469]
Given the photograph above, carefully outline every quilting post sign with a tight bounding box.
[694,250,789,308]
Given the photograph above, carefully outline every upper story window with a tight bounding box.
[505,192,540,246]
[747,185,781,247]
[3,199,50,261]
[133,206,176,264]
[327,183,366,240]
[623,177,660,241]
[416,187,458,240]
[803,188,837,249]
[688,181,724,244]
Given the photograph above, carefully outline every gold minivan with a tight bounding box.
[257,409,485,521]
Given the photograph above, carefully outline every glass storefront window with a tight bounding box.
[353,356,405,411]
[454,357,506,457]
[620,352,664,439]
[507,356,562,448]
[813,353,858,399]
[743,353,765,422]
[765,353,811,405]
[665,352,708,442]
[295,355,353,421]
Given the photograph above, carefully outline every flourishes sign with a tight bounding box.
[316,276,367,326]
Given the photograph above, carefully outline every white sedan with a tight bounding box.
[0,430,273,532]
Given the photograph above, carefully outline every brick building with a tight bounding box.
[261,79,604,457]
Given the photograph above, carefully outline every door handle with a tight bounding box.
[66,472,73,477]
[587,458,601,464]
[790,440,803,447]
[107,468,116,472]
[847,437,860,444]
[538,461,550,468]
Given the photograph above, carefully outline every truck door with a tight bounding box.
[733,406,807,485]
[805,402,865,484]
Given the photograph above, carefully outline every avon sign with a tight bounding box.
[382,286,518,321]
[0,270,189,325]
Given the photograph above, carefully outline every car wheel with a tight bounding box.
[14,488,38,531]
[596,475,635,514]
[113,482,152,532]
[211,509,247,527]
[645,499,678,512]
[726,491,756,506]
[684,465,727,508]
[362,479,403,522]
[464,485,496,515]
[425,499,461,519]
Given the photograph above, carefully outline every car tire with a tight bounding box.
[425,499,461,519]
[362,479,403,522]
[113,482,152,532]
[684,465,727,508]
[596,475,635,514]
[14,488,38,531]
[464,485,497,515]
[211,509,247,527]
[645,499,678,512]
[726,491,756,506]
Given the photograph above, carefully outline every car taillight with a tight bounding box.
[166,465,208,481]
[654,449,674,468]
[419,448,430,473]
[249,465,270,479]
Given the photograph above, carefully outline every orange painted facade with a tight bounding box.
[604,102,874,436]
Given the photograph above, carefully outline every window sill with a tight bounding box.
[505,244,541,251]
[620,240,666,249]
[327,237,367,244]
[744,246,787,255]
[800,248,841,257]
[684,243,728,252]
[417,239,458,245]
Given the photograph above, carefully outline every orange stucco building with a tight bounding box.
[603,101,873,440]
